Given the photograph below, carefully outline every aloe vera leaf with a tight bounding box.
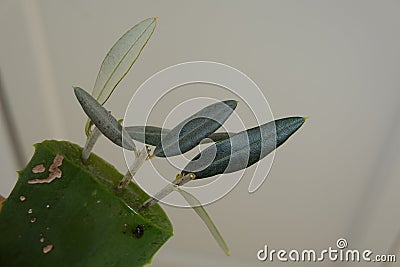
[74,87,136,151]
[85,18,157,136]
[153,100,238,157]
[176,188,230,256]
[182,117,306,179]
[125,125,235,146]
[0,196,4,211]
[0,140,172,266]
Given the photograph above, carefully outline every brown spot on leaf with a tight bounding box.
[43,244,54,254]
[28,155,64,184]
[19,195,26,202]
[32,164,46,173]
[49,155,63,172]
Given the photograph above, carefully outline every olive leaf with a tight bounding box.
[125,126,164,146]
[153,100,238,157]
[74,87,136,151]
[85,17,157,136]
[176,188,230,256]
[125,125,235,146]
[182,117,306,179]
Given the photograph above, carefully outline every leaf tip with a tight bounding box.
[73,86,84,96]
[303,116,310,121]
[223,99,238,110]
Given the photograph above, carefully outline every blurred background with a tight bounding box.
[1,1,399,266]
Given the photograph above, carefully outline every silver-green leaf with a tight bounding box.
[153,100,238,157]
[85,17,157,136]
[176,188,230,256]
[74,87,136,151]
[182,117,306,179]
[125,125,235,146]
[92,17,156,104]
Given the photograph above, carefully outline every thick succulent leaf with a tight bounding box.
[153,100,238,157]
[176,188,230,256]
[85,17,157,136]
[126,125,235,146]
[0,140,172,266]
[74,87,136,151]
[182,117,306,179]
[0,196,4,211]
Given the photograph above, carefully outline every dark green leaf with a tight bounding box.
[74,87,136,151]
[126,126,165,146]
[125,125,235,146]
[153,100,238,157]
[207,132,236,143]
[182,117,306,179]
[0,140,172,266]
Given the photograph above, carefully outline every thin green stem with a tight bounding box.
[118,146,150,189]
[139,173,195,210]
[81,126,101,163]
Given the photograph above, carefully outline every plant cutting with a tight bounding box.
[0,17,306,266]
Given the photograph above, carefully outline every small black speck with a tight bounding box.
[132,225,144,239]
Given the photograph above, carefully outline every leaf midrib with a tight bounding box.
[157,110,229,156]
[188,126,275,172]
[96,19,155,103]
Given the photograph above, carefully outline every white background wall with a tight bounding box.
[1,1,400,266]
